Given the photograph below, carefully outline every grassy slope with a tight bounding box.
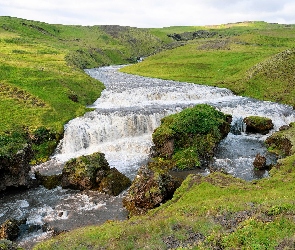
[123,21,295,106]
[0,16,165,161]
[0,16,166,133]
[34,21,295,249]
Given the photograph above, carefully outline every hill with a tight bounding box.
[124,21,295,107]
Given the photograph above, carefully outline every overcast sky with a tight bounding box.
[1,0,295,28]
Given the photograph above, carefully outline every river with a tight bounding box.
[1,65,295,249]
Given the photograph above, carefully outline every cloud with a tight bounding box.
[0,0,295,27]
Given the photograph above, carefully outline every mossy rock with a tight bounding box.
[152,104,231,170]
[61,152,130,195]
[0,142,33,191]
[123,165,181,216]
[243,116,274,134]
[34,172,62,189]
[98,168,131,196]
[266,133,293,157]
[61,152,110,190]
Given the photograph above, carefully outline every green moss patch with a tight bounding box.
[152,104,231,170]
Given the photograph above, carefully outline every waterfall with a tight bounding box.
[48,65,295,178]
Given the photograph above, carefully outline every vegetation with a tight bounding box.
[61,152,131,195]
[122,21,295,107]
[1,18,295,249]
[243,116,274,134]
[152,104,230,170]
[34,167,295,249]
[0,16,166,162]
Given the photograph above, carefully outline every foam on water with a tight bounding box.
[49,66,295,179]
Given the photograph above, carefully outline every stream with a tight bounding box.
[1,65,295,249]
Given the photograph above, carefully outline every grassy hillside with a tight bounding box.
[0,16,167,162]
[33,21,295,249]
[123,21,295,107]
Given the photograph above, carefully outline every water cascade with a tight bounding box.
[1,65,295,248]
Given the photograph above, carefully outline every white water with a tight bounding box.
[2,65,295,248]
[43,65,295,179]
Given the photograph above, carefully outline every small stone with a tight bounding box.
[253,153,267,170]
[243,116,274,134]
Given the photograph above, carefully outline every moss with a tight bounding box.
[266,123,295,158]
[152,104,231,170]
[98,168,131,196]
[244,116,274,134]
[61,152,110,190]
[34,172,62,189]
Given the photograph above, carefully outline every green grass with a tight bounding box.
[123,21,295,106]
[0,16,166,161]
[1,18,295,249]
[34,169,295,249]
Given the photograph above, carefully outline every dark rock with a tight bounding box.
[279,125,290,131]
[0,144,33,192]
[265,134,292,157]
[98,168,131,196]
[253,153,267,170]
[61,152,131,195]
[123,165,180,216]
[243,116,274,134]
[151,138,175,159]
[34,172,62,189]
[0,219,20,241]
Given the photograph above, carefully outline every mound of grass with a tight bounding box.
[152,104,230,170]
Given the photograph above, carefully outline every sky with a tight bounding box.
[1,0,295,28]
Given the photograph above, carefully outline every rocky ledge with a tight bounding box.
[61,152,131,196]
[0,143,33,192]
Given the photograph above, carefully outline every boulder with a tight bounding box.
[34,172,62,190]
[61,152,131,195]
[243,116,274,134]
[265,134,292,157]
[98,168,131,196]
[123,165,180,216]
[0,143,33,192]
[253,153,267,170]
[0,219,19,241]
